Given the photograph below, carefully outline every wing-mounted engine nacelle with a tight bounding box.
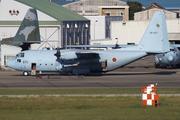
[55,61,73,73]
[61,52,78,60]
[54,50,78,60]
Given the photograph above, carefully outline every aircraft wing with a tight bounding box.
[172,44,180,48]
[21,41,42,44]
[55,49,101,63]
[145,51,169,55]
[65,44,137,48]
[75,50,99,58]
[66,45,117,48]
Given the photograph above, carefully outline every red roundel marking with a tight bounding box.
[112,57,117,62]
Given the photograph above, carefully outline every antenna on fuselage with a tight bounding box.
[114,38,119,49]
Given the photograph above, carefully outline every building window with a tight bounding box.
[127,43,135,45]
[4,55,15,66]
[117,12,123,16]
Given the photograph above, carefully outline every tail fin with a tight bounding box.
[1,8,40,46]
[138,11,170,53]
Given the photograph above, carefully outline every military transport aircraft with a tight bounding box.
[6,11,170,75]
[154,44,180,68]
[68,43,180,69]
[1,8,41,50]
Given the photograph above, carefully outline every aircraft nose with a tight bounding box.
[6,60,15,69]
[168,55,174,62]
[154,55,160,64]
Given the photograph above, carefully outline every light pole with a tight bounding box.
[94,20,98,39]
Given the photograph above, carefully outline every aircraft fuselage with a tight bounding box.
[6,49,147,74]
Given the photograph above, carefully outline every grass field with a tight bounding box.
[0,88,180,95]
[0,96,180,120]
[0,88,180,119]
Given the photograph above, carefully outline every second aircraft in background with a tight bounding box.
[154,44,180,68]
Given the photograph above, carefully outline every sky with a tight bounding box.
[120,0,180,8]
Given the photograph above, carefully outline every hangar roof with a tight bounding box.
[14,0,89,22]
[0,21,61,25]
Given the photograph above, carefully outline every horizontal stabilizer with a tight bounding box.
[172,44,180,48]
[1,37,13,45]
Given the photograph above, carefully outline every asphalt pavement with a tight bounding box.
[0,55,180,89]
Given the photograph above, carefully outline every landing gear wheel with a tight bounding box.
[167,66,172,69]
[23,71,28,76]
[155,65,159,68]
[83,73,89,76]
[154,62,159,68]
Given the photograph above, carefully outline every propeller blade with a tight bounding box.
[54,49,61,58]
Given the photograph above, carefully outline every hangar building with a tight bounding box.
[0,0,90,69]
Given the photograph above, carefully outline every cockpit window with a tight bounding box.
[170,49,174,51]
[16,53,24,58]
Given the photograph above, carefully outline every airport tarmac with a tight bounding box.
[0,55,180,89]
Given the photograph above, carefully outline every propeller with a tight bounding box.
[54,48,61,59]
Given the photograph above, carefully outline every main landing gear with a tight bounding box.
[23,71,29,76]
[154,62,159,68]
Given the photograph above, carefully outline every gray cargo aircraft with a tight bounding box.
[69,43,180,69]
[6,11,170,75]
[154,44,180,68]
[1,8,40,50]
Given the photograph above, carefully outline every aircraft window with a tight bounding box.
[20,53,24,57]
[16,53,24,57]
[17,59,21,63]
[170,49,174,51]
[15,54,17,57]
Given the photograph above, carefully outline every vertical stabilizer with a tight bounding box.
[138,11,170,53]
[1,8,40,46]
[13,8,40,45]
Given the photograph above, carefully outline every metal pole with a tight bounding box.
[94,20,98,39]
